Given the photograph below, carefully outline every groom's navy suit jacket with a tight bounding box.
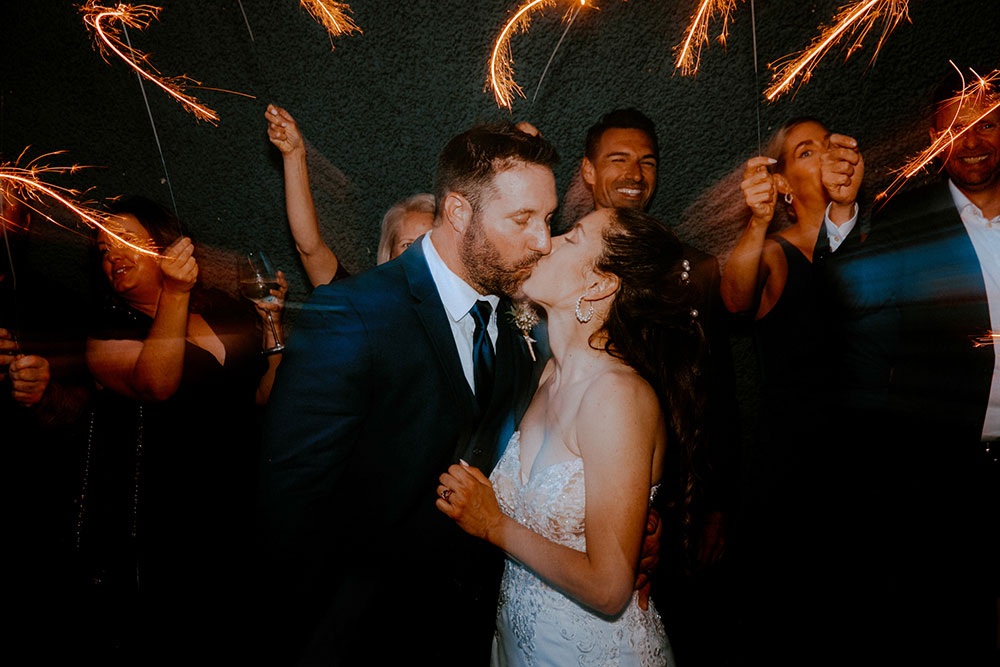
[259,239,538,664]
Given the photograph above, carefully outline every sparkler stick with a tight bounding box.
[532,2,583,104]
[300,0,362,47]
[876,66,1000,205]
[0,153,161,258]
[80,2,220,123]
[674,0,741,77]
[764,0,910,101]
[489,1,590,110]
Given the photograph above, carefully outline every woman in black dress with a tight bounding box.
[81,197,285,660]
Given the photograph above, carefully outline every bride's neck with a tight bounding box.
[544,306,606,378]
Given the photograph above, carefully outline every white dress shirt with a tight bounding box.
[422,233,499,394]
[824,202,858,252]
[948,180,1000,439]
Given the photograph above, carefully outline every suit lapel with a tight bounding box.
[401,241,478,418]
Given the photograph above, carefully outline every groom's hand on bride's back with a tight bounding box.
[634,508,662,611]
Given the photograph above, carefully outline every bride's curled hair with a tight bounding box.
[592,207,708,554]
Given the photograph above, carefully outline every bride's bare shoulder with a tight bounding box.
[578,367,660,425]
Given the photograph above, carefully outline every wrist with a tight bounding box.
[828,201,857,225]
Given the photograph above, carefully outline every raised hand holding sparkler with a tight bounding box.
[820,134,864,220]
[740,156,778,227]
[159,237,198,295]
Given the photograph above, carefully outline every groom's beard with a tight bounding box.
[460,213,542,299]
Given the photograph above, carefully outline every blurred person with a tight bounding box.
[81,196,286,661]
[833,70,999,665]
[721,117,864,664]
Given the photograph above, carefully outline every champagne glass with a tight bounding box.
[237,250,284,354]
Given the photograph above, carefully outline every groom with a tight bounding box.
[259,122,559,664]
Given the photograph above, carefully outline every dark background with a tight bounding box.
[2,0,995,305]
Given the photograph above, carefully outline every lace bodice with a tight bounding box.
[489,432,672,667]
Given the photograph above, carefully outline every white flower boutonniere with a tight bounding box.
[508,301,539,362]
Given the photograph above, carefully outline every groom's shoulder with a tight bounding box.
[309,258,415,308]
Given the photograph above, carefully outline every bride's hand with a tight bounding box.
[436,460,505,542]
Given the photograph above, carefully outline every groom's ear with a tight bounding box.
[442,192,473,233]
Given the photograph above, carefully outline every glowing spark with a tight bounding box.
[0,153,161,257]
[489,0,590,110]
[81,2,220,123]
[971,332,1000,348]
[877,66,1000,205]
[765,0,910,101]
[674,1,741,77]
[299,1,362,48]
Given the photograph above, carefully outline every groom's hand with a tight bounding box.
[635,508,662,610]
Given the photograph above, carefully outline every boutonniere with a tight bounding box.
[507,301,539,362]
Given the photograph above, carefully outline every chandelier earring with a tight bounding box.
[575,294,595,324]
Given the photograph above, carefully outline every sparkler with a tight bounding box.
[489,0,590,110]
[971,332,1000,349]
[300,1,362,47]
[764,0,910,101]
[80,2,220,123]
[877,66,1000,205]
[674,0,741,77]
[0,151,160,257]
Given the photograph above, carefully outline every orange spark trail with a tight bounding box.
[81,2,220,123]
[877,67,1000,205]
[674,1,741,77]
[765,0,910,101]
[0,155,161,257]
[489,0,590,110]
[299,1,362,48]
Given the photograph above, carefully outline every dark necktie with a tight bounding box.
[470,300,496,413]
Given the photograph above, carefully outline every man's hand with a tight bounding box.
[635,507,662,610]
[696,510,726,569]
[821,134,864,219]
[267,105,305,157]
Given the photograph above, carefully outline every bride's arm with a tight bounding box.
[438,371,663,617]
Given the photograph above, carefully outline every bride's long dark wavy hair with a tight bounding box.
[591,207,708,555]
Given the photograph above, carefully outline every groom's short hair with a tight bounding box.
[434,122,559,215]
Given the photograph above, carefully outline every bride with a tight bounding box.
[437,206,705,666]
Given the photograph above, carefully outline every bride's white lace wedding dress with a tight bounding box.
[489,432,674,667]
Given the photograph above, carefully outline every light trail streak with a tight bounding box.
[81,2,220,123]
[299,1,362,48]
[877,66,1000,204]
[489,0,590,110]
[764,0,910,101]
[674,0,741,77]
[0,152,161,257]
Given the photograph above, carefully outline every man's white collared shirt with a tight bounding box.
[422,233,499,394]
[824,202,858,253]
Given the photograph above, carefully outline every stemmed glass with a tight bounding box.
[237,250,284,354]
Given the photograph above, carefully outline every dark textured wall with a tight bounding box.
[2,0,995,307]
